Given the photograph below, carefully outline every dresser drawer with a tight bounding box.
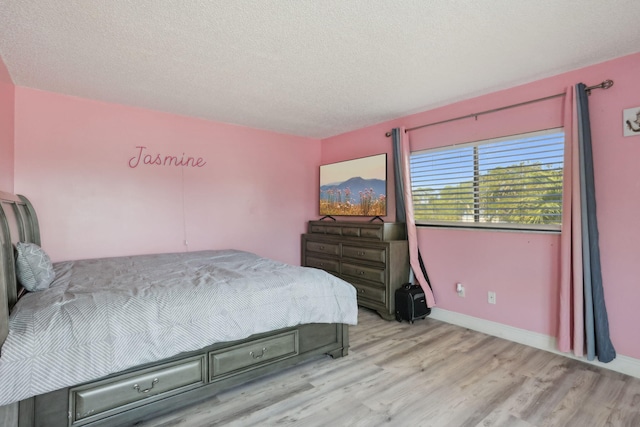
[305,240,340,256]
[309,224,324,234]
[341,262,386,285]
[309,224,342,235]
[341,226,361,237]
[70,355,206,425]
[307,221,406,242]
[342,245,386,263]
[305,256,340,274]
[209,330,299,380]
[352,282,387,305]
[360,227,383,240]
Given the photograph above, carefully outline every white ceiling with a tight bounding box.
[1,1,638,139]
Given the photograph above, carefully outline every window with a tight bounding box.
[410,129,564,231]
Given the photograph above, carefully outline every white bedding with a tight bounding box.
[0,250,357,406]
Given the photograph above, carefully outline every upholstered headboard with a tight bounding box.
[0,191,41,351]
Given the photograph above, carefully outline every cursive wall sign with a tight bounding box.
[129,146,207,168]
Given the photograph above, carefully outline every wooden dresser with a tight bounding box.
[302,221,409,320]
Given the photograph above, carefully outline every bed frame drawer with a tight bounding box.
[209,330,299,380]
[69,355,207,425]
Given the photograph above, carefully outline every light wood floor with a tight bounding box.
[139,308,640,427]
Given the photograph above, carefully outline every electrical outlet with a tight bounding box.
[457,283,465,297]
[488,291,497,304]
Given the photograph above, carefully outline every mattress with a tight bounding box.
[0,250,357,405]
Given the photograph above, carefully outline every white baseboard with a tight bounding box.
[429,308,640,379]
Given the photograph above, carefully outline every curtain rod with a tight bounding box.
[384,79,614,137]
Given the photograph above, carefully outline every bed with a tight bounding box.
[0,190,357,427]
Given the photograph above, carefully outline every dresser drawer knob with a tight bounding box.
[359,271,365,275]
[133,378,159,394]
[250,347,268,359]
[319,245,325,250]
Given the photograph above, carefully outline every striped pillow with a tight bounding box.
[15,242,55,291]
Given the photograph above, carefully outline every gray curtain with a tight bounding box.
[391,128,433,294]
[392,128,406,223]
[576,83,616,362]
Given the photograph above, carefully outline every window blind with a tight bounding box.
[410,128,564,231]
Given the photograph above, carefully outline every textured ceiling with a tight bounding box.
[0,1,638,139]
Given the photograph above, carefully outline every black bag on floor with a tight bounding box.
[395,283,431,323]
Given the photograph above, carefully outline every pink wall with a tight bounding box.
[0,55,14,192]
[322,52,640,359]
[14,87,320,265]
[8,50,640,359]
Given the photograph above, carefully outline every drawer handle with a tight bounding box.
[250,347,268,359]
[359,271,365,275]
[359,289,366,293]
[358,251,366,256]
[133,378,159,394]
